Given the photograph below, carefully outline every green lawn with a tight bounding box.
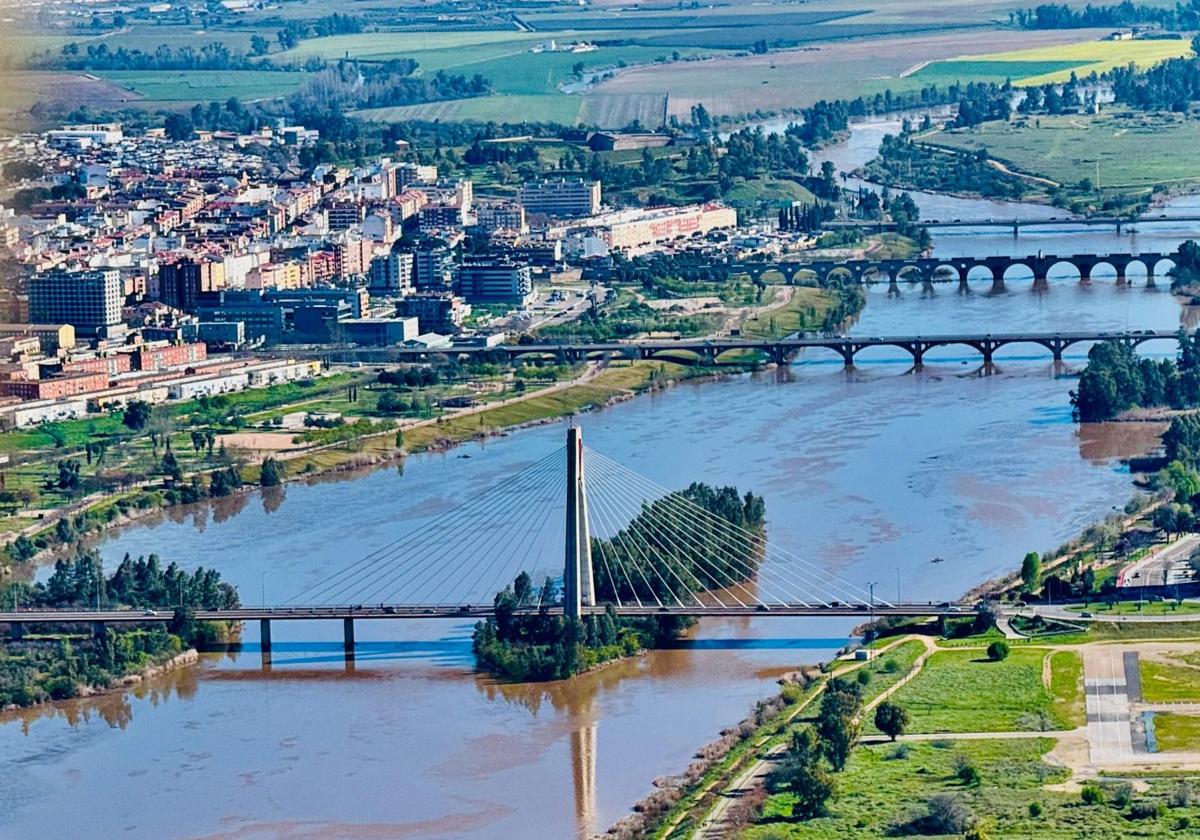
[739,288,837,341]
[885,647,1070,733]
[1141,657,1200,703]
[352,94,585,126]
[1152,713,1200,753]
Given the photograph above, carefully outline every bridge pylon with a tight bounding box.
[564,427,596,620]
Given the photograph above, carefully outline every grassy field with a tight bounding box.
[1068,600,1200,616]
[400,361,680,452]
[924,111,1200,194]
[885,647,1074,733]
[739,287,837,340]
[100,70,307,103]
[1153,713,1200,753]
[1142,657,1200,703]
[1049,650,1086,728]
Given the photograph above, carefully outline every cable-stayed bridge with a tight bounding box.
[1,430,974,650]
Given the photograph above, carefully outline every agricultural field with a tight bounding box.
[884,647,1077,733]
[925,111,1200,194]
[593,28,1117,121]
[101,70,308,103]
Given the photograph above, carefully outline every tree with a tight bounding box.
[816,677,862,771]
[987,640,1010,661]
[161,451,182,483]
[250,34,270,56]
[163,112,194,141]
[260,457,284,487]
[772,727,835,819]
[56,459,82,493]
[123,400,152,431]
[1020,551,1041,593]
[874,701,909,741]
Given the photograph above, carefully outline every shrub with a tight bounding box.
[1028,801,1043,818]
[1109,782,1134,809]
[986,640,1010,661]
[924,793,973,834]
[1170,781,1194,808]
[1128,801,1164,820]
[887,743,912,760]
[952,754,981,786]
[1081,784,1105,805]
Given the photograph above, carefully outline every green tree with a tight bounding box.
[987,640,1010,662]
[123,400,152,431]
[259,457,284,487]
[1020,551,1041,593]
[56,459,82,493]
[773,727,836,819]
[874,701,909,741]
[816,677,862,771]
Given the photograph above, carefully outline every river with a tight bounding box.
[3,136,1200,840]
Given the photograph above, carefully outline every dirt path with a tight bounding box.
[689,635,935,840]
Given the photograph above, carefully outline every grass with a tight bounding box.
[400,361,681,452]
[1141,657,1200,703]
[1152,713,1200,753]
[1067,600,1200,616]
[970,37,1194,85]
[739,287,837,340]
[924,111,1200,194]
[353,94,585,126]
[748,738,1072,839]
[99,70,307,102]
[1049,650,1085,728]
[885,647,1069,733]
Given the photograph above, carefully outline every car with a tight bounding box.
[383,606,397,614]
[143,609,158,616]
[756,604,770,612]
[1080,611,1094,618]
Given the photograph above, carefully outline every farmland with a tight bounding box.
[101,70,308,103]
[593,27,1119,121]
[924,112,1200,196]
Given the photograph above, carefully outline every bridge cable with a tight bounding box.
[589,468,734,608]
[584,470,674,608]
[365,451,567,605]
[587,448,886,607]
[587,452,834,607]
[283,446,566,605]
[305,449,565,605]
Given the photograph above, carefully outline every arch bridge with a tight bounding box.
[732,251,1177,287]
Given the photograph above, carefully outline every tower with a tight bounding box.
[563,426,595,620]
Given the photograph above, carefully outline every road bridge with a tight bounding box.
[826,216,1200,234]
[318,329,1179,367]
[1,430,972,652]
[731,250,1177,287]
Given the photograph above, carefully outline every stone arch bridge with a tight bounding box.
[732,251,1178,286]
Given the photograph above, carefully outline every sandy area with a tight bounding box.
[217,432,299,454]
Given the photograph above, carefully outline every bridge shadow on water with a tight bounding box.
[668,637,851,651]
[203,638,475,669]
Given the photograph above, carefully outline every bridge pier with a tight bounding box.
[343,617,355,655]
[91,621,107,641]
[260,618,272,653]
[9,622,24,642]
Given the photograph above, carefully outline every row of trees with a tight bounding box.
[1012,1,1200,30]
[31,42,290,72]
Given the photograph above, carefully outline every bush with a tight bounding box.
[1170,781,1194,808]
[1028,801,1043,818]
[952,754,981,786]
[887,743,912,760]
[1128,801,1164,820]
[1081,784,1105,805]
[924,793,973,834]
[1109,782,1134,809]
[986,640,1010,661]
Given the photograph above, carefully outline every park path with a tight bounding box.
[689,635,936,840]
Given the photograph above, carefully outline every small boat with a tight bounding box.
[931,556,946,564]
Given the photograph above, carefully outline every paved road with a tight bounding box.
[1083,647,1136,764]
[1118,534,1199,588]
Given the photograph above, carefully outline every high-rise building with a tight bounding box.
[458,259,534,306]
[369,252,414,295]
[157,257,226,312]
[28,268,124,338]
[519,178,601,218]
[400,292,469,334]
[413,245,454,291]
